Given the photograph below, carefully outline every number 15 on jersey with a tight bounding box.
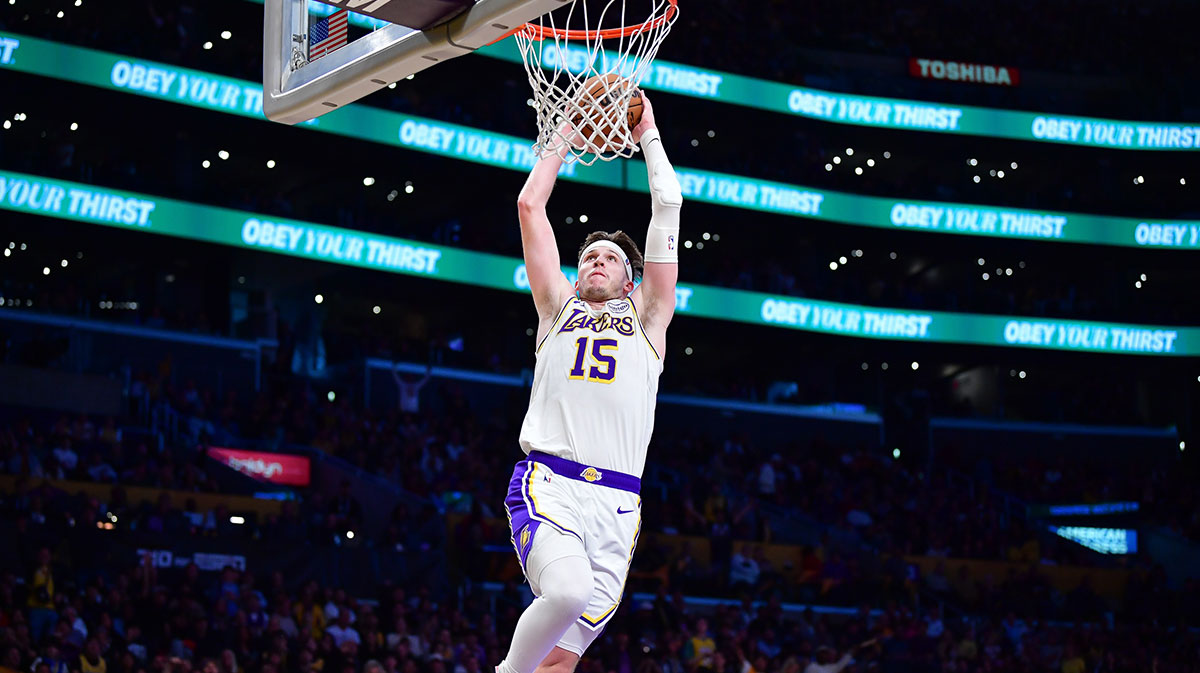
[569,337,618,383]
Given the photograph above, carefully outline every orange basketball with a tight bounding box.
[571,74,642,152]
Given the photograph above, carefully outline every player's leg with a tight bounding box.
[498,529,592,673]
[532,646,580,673]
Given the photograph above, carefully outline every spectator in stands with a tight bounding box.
[327,611,362,649]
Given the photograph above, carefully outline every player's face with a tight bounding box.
[577,248,632,301]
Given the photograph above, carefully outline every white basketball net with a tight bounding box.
[514,0,678,165]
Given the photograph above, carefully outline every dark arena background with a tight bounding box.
[2,1,1200,672]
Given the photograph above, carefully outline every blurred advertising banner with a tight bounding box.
[208,447,312,486]
[910,58,1020,86]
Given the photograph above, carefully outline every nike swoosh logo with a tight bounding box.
[616,507,636,515]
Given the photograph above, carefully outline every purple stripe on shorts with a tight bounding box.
[527,451,641,494]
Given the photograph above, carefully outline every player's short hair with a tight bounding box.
[578,230,644,282]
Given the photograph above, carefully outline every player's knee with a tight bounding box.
[542,577,592,619]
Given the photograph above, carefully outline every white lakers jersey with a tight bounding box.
[518,296,663,478]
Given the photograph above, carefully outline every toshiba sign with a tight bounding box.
[910,58,1019,86]
[208,447,311,486]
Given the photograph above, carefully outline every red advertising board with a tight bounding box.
[208,447,311,486]
[909,58,1019,86]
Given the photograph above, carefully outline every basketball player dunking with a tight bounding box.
[499,93,681,673]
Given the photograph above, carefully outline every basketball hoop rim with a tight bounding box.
[517,0,677,41]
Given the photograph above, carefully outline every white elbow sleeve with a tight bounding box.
[639,129,681,264]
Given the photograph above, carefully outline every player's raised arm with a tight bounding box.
[517,132,576,325]
[629,94,681,354]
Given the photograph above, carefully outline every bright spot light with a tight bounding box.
[973,175,981,183]
[881,362,889,370]
[977,258,985,265]
[56,10,63,18]
[997,170,1005,178]
[1140,273,1147,281]
[829,261,838,270]
[989,169,997,177]
[845,148,854,155]
[75,0,81,5]
[968,158,978,166]
[1179,441,1186,451]
[2,121,9,130]
[372,305,381,314]
[218,150,229,160]
[702,232,711,240]
[866,159,875,167]
[60,259,67,267]
[406,74,415,80]
[707,129,715,138]
[1019,370,1027,379]
[889,252,897,260]
[982,273,989,280]
[883,151,891,159]
[911,361,919,370]
[892,448,901,459]
[314,293,324,304]
[404,184,414,194]
[861,362,868,370]
[1181,178,1187,185]
[1005,268,1012,276]
[832,156,841,164]
[221,30,232,39]
[229,516,245,525]
[346,530,355,539]
[682,240,692,249]
[388,83,397,89]
[266,159,276,168]
[327,391,336,402]
[854,167,863,175]
[580,214,589,223]
[363,176,375,186]
[69,122,78,131]
[684,347,693,355]
[203,42,213,50]
[1011,162,1018,169]
[690,139,699,147]
[19,243,26,250]
[42,267,50,275]
[1135,281,1142,288]
[825,163,833,171]
[839,256,847,264]
[201,160,210,168]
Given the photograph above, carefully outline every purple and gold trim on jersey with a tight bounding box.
[627,297,661,361]
[535,296,577,355]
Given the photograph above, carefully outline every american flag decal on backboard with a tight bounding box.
[309,10,349,61]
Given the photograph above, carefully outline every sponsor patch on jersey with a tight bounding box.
[607,300,630,313]
[580,467,603,482]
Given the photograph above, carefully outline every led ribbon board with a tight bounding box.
[256,1,1200,150]
[3,34,1200,250]
[1,169,1197,356]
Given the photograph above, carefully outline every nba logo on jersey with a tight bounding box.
[667,235,675,250]
[580,467,603,482]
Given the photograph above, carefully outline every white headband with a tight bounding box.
[579,240,634,283]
